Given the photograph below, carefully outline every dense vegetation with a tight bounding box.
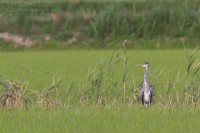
[0,0,200,49]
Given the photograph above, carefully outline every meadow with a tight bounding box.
[0,48,199,132]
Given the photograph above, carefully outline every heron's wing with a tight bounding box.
[149,82,153,102]
[148,81,153,95]
[139,83,144,96]
[149,82,152,90]
[139,81,153,96]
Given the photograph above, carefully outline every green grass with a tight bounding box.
[0,49,188,92]
[0,107,200,133]
[0,49,199,132]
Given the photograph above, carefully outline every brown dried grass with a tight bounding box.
[35,78,62,108]
[0,81,28,108]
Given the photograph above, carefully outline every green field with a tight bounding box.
[0,49,199,132]
[0,49,188,87]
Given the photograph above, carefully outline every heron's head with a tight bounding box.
[136,62,150,68]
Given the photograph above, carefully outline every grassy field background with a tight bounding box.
[0,49,199,132]
[0,0,200,49]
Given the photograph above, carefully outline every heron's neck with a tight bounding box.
[144,67,149,82]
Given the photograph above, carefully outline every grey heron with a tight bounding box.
[137,62,153,106]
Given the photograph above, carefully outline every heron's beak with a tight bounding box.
[136,64,144,67]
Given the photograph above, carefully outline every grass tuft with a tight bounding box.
[0,80,29,108]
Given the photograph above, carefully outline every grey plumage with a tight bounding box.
[137,62,153,106]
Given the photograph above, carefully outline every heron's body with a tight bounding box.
[141,81,152,106]
[138,62,153,106]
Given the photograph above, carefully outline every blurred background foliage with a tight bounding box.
[0,0,200,49]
